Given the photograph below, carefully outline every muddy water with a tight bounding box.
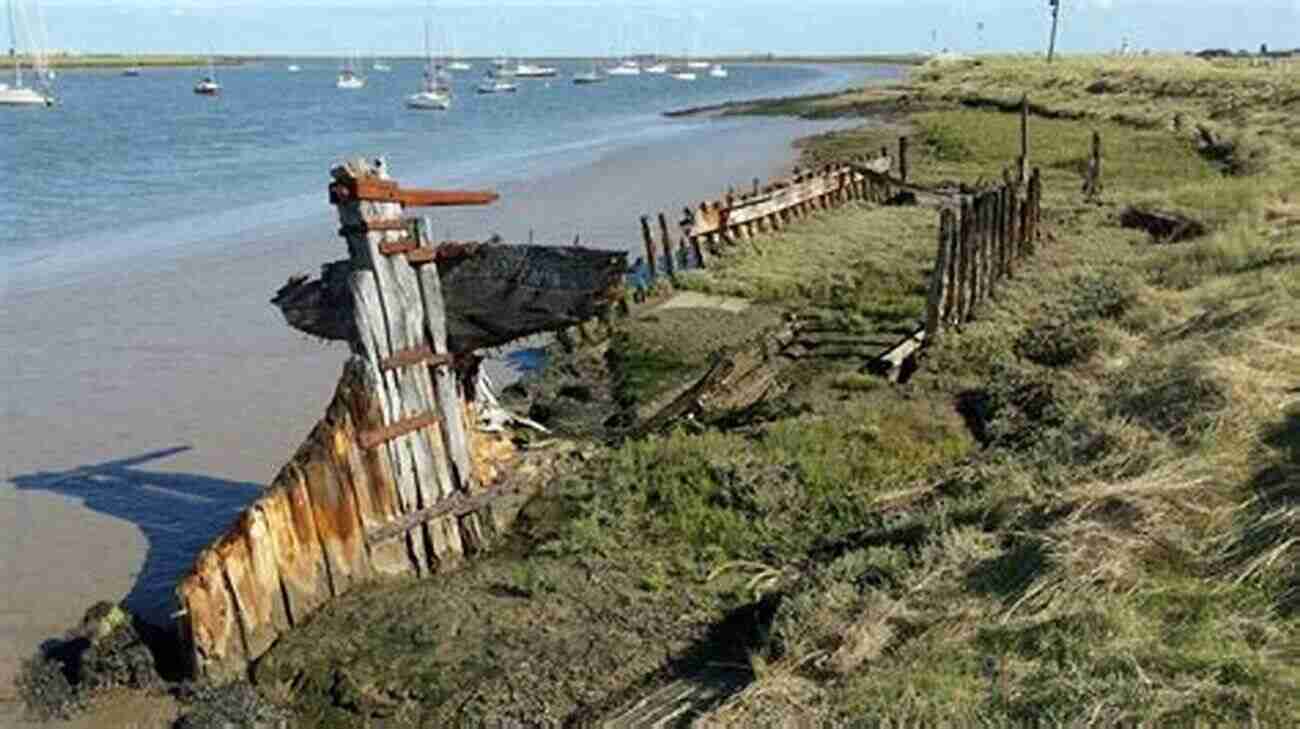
[0,113,867,713]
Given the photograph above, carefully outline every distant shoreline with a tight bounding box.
[22,53,926,70]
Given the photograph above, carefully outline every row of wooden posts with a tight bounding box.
[637,136,912,284]
[175,160,513,682]
[924,168,1043,340]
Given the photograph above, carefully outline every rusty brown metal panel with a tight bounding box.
[358,411,441,449]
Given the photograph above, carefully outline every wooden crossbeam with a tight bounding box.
[379,345,454,372]
[358,412,441,450]
[366,480,523,546]
[330,178,498,207]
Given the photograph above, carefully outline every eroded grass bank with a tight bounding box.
[137,56,1300,728]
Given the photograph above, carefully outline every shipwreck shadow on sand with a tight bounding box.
[10,447,262,627]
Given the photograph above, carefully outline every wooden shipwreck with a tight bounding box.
[174,159,625,681]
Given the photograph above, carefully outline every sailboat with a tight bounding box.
[406,19,451,110]
[336,52,365,89]
[193,55,220,95]
[708,63,728,78]
[122,54,142,76]
[372,54,392,72]
[643,59,669,74]
[573,58,606,85]
[605,23,640,75]
[1,0,55,106]
[447,26,471,70]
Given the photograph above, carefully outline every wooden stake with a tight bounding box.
[926,208,954,341]
[640,215,658,281]
[899,136,910,183]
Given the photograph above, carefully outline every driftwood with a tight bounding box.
[272,243,627,352]
[1119,205,1207,243]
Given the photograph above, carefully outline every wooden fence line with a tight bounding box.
[923,167,1043,344]
[175,160,516,683]
[636,143,904,285]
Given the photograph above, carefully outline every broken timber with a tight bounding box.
[179,158,613,683]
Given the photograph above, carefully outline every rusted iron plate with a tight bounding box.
[404,241,478,266]
[358,411,441,449]
[379,345,454,372]
[337,218,410,236]
[377,239,420,256]
[330,177,498,207]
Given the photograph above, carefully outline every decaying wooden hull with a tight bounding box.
[272,243,627,353]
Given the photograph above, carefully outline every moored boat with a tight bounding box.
[1,0,54,107]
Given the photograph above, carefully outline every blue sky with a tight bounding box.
[26,2,1300,56]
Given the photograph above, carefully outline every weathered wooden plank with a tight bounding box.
[215,528,276,661]
[926,209,954,340]
[229,505,290,658]
[298,435,367,597]
[339,358,417,577]
[348,270,429,572]
[176,546,245,682]
[336,159,459,570]
[415,217,476,494]
[684,174,838,236]
[958,197,974,323]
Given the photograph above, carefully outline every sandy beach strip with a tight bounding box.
[0,113,854,709]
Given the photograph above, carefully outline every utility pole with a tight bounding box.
[1047,0,1062,63]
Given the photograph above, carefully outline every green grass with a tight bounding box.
[675,204,936,329]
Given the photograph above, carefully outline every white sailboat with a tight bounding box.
[671,69,696,81]
[406,20,451,110]
[607,59,640,76]
[573,58,606,85]
[193,55,220,95]
[1,0,54,106]
[287,63,301,72]
[643,60,669,74]
[447,26,471,70]
[708,63,728,78]
[512,61,557,78]
[336,52,365,89]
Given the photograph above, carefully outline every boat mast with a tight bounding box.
[9,0,21,87]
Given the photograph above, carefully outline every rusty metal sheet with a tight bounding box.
[358,411,440,449]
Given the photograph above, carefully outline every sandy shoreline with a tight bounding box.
[0,113,851,713]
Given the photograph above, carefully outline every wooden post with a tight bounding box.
[899,136,910,183]
[946,207,961,325]
[1047,0,1061,63]
[1019,96,1030,184]
[1030,167,1042,247]
[335,159,462,573]
[1007,188,1020,274]
[752,177,761,197]
[926,208,954,341]
[1084,130,1102,199]
[415,218,475,495]
[640,215,658,282]
[656,213,677,270]
[957,197,973,323]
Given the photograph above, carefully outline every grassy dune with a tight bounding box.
[197,55,1300,728]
